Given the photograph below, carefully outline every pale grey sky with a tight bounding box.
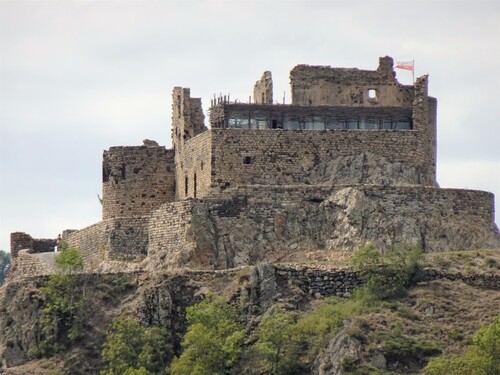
[1,0,499,252]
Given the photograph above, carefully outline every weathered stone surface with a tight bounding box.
[146,185,499,270]
[312,322,362,375]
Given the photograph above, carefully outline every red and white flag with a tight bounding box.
[395,61,414,71]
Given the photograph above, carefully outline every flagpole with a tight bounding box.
[412,60,415,84]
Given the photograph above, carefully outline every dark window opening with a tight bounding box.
[120,164,126,179]
[177,95,181,118]
[193,173,197,198]
[271,119,283,129]
[185,176,188,196]
[200,160,204,170]
[243,156,253,165]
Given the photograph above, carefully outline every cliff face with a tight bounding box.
[1,254,499,374]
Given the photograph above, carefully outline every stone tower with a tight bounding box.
[171,87,206,199]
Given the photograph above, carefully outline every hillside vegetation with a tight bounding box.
[0,246,498,374]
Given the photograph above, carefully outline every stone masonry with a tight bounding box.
[9,56,499,280]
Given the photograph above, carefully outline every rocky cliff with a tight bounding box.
[1,250,499,374]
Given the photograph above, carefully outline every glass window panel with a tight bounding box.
[239,119,249,129]
[382,119,392,129]
[364,118,378,129]
[284,120,301,130]
[314,121,325,130]
[256,119,268,129]
[303,117,314,130]
[327,118,345,130]
[347,119,358,129]
[395,120,411,130]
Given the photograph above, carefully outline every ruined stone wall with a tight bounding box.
[290,56,413,107]
[172,87,207,200]
[147,201,196,271]
[64,217,149,272]
[412,76,437,185]
[147,185,498,270]
[8,250,54,281]
[209,128,432,188]
[10,232,56,259]
[175,131,212,200]
[253,71,273,104]
[102,146,175,220]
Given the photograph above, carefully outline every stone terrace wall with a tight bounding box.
[210,128,431,189]
[275,266,362,298]
[102,146,175,220]
[151,185,499,270]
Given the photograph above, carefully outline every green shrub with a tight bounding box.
[373,322,440,362]
[100,318,172,375]
[424,315,499,375]
[351,243,423,300]
[167,295,246,375]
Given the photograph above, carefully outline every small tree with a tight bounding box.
[255,308,296,374]
[168,295,246,375]
[0,250,11,285]
[39,245,86,355]
[101,318,172,375]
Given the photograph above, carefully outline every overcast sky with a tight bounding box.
[1,0,499,253]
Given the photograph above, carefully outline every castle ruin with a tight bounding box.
[9,56,499,279]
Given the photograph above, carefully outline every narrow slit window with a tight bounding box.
[193,173,197,198]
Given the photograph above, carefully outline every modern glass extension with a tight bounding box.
[211,104,413,131]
